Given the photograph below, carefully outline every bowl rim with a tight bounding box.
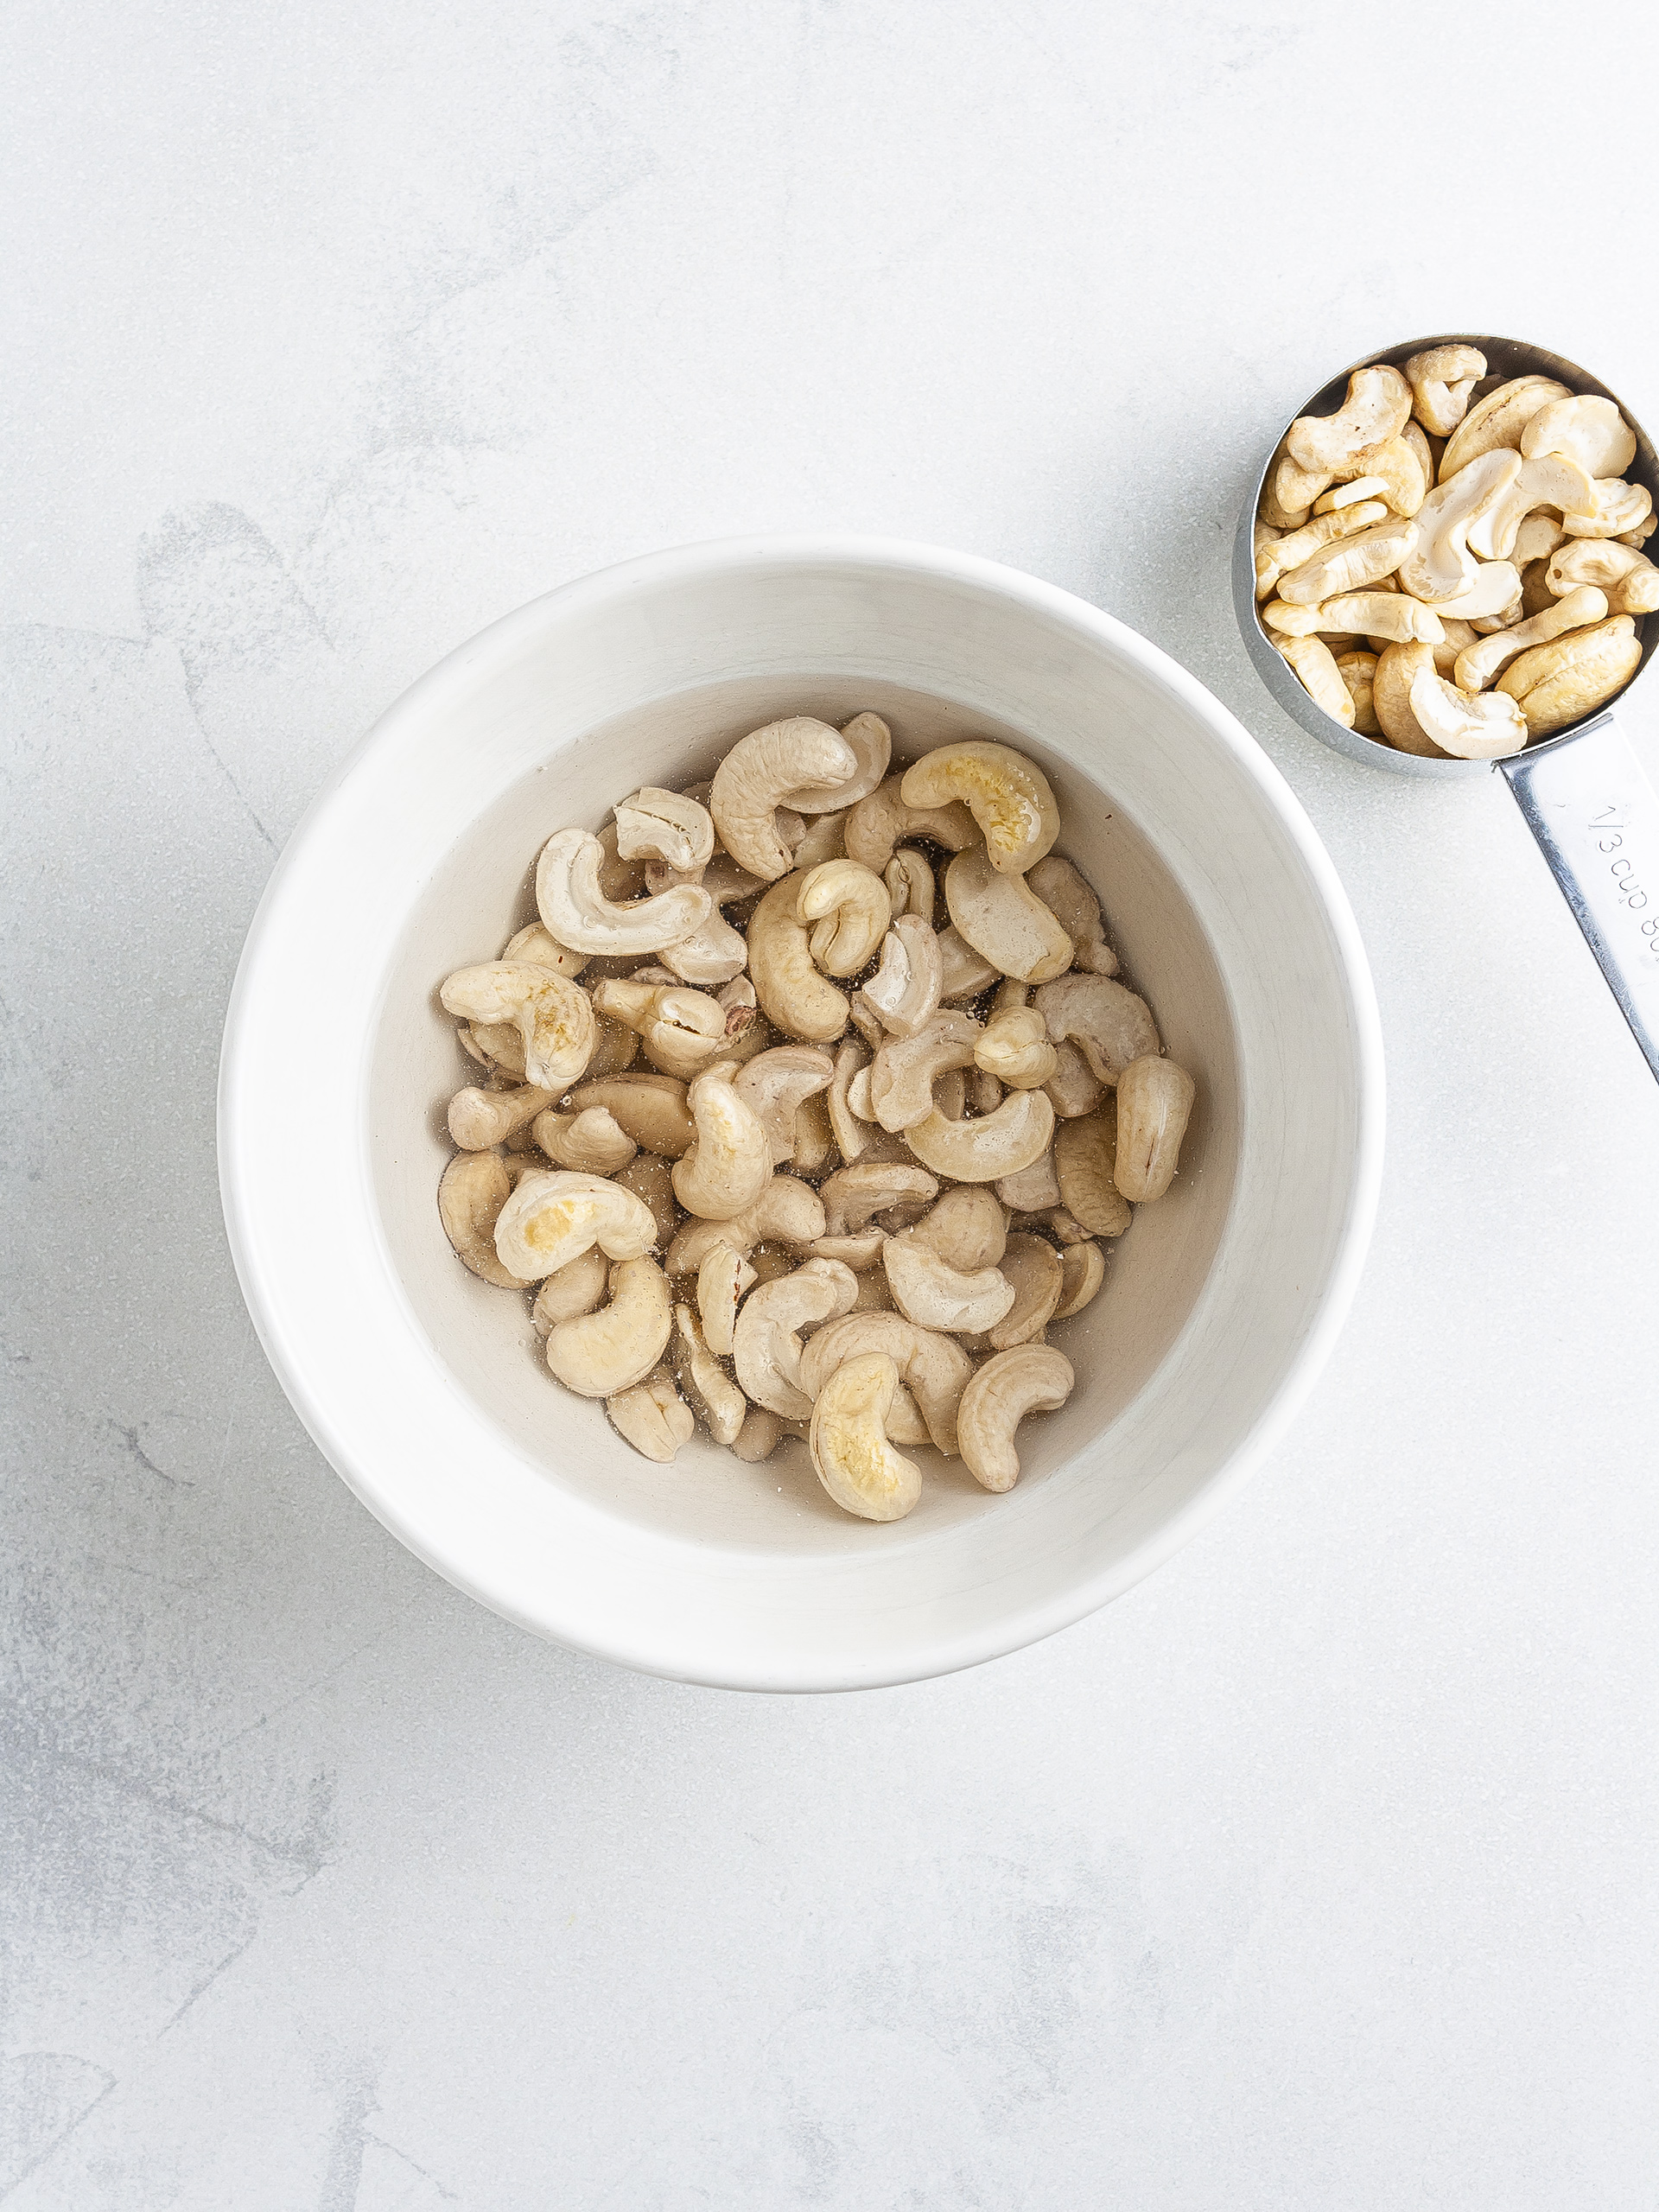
[219,531,1386,1690]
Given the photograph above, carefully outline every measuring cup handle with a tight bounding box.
[1500,710,1659,1081]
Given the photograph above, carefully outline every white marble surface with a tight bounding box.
[5,3,1659,2202]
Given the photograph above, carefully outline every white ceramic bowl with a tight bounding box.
[219,537,1382,1692]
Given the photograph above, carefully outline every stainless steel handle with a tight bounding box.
[1500,711,1659,1081]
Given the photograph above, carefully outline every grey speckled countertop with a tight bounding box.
[5,3,1659,2205]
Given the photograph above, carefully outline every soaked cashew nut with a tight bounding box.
[1287,365,1411,477]
[696,1241,757,1357]
[671,1305,747,1446]
[534,830,712,957]
[493,1168,658,1283]
[1054,1109,1133,1236]
[900,741,1059,875]
[861,914,946,1035]
[884,847,935,923]
[733,1045,836,1165]
[607,1365,697,1462]
[798,1313,974,1456]
[868,1009,981,1129]
[1440,376,1571,480]
[988,1232,1063,1350]
[733,1258,859,1418]
[882,1232,1015,1334]
[1033,972,1160,1084]
[944,848,1072,984]
[995,1149,1062,1212]
[531,1246,611,1332]
[975,1006,1059,1089]
[936,925,1001,1001]
[546,1255,673,1396]
[819,1163,939,1236]
[1452,588,1610,691]
[1044,1039,1103,1120]
[438,1153,522,1287]
[502,919,590,981]
[796,860,892,976]
[709,718,859,880]
[591,978,728,1081]
[809,1352,922,1522]
[613,1151,677,1248]
[531,1105,638,1176]
[1545,539,1659,616]
[957,1346,1075,1493]
[1113,1055,1197,1202]
[613,788,715,872]
[731,1407,785,1463]
[782,713,893,814]
[1026,855,1116,976]
[1404,345,1486,437]
[1052,1239,1105,1319]
[904,1088,1054,1183]
[448,1081,556,1150]
[843,773,981,874]
[671,1061,772,1221]
[440,963,598,1090]
[664,1175,827,1271]
[911,1186,1007,1273]
[567,1073,693,1158]
[1496,615,1643,737]
[825,1039,873,1163]
[746,874,851,1043]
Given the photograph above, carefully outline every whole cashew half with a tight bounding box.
[797,1312,974,1456]
[944,848,1072,984]
[1439,376,1570,481]
[956,1346,1075,1493]
[1286,365,1411,479]
[900,741,1060,876]
[732,1045,836,1165]
[1403,346,1486,438]
[1054,1109,1132,1236]
[1033,973,1160,1084]
[671,1061,772,1222]
[904,1089,1054,1183]
[671,1303,747,1446]
[732,1257,859,1418]
[882,1232,1014,1335]
[535,830,712,957]
[861,916,945,1036]
[612,788,715,873]
[796,859,892,976]
[747,874,852,1043]
[809,1352,922,1522]
[440,962,597,1091]
[709,719,859,880]
[546,1256,673,1396]
[493,1168,658,1283]
[438,1153,522,1287]
[1112,1055,1197,1202]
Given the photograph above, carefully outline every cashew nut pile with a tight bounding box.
[1258,350,1655,758]
[434,717,1197,1522]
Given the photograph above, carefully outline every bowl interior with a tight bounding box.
[370,677,1239,1554]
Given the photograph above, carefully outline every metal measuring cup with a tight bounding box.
[1233,333,1659,1083]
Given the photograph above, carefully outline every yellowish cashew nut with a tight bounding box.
[904,1088,1054,1183]
[671,1061,772,1222]
[671,1304,747,1446]
[1497,615,1643,736]
[1520,393,1637,481]
[613,788,715,872]
[1403,345,1486,436]
[884,847,935,922]
[843,773,980,874]
[1313,478,1389,514]
[546,1255,673,1397]
[1465,455,1597,563]
[809,1352,922,1522]
[501,920,590,981]
[665,1175,827,1271]
[732,1045,836,1165]
[1513,514,1569,570]
[868,1009,982,1130]
[567,1073,694,1158]
[1256,502,1391,600]
[1275,515,1418,606]
[1413,563,1523,624]
[695,1241,756,1357]
[1370,640,1445,756]
[795,859,892,976]
[709,718,859,880]
[1264,593,1444,645]
[493,1168,658,1283]
[1561,477,1655,542]
[746,874,851,1043]
[881,1231,1014,1334]
[1287,365,1411,478]
[781,713,893,814]
[1440,376,1571,480]
[956,1346,1075,1493]
[531,1105,638,1176]
[861,914,946,1034]
[448,1081,556,1150]
[1052,1238,1105,1319]
[1033,972,1160,1084]
[732,1257,859,1418]
[591,977,729,1081]
[1274,636,1352,725]
[1546,539,1659,615]
[534,830,712,957]
[607,1365,697,1462]
[900,741,1059,876]
[944,847,1072,984]
[975,1005,1058,1088]
[1341,433,1427,519]
[1335,651,1381,735]
[1453,588,1611,691]
[440,962,597,1090]
[1398,447,1519,602]
[1113,1055,1197,1202]
[531,1246,611,1332]
[1406,658,1529,760]
[798,1313,974,1455]
[438,1153,522,1287]
[1267,445,1328,527]
[1054,1109,1133,1236]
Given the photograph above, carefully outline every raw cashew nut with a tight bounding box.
[1514,515,1569,571]
[531,1105,638,1176]
[614,1152,677,1248]
[1033,972,1160,1084]
[696,1241,757,1356]
[733,1045,836,1165]
[1521,394,1637,482]
[937,925,1001,1000]
[1312,478,1390,514]
[1267,443,1329,527]
[607,1366,696,1461]
[438,1153,521,1287]
[1452,588,1610,692]
[1497,615,1643,737]
[502,919,590,981]
[957,1346,1075,1493]
[809,1352,922,1522]
[796,860,892,976]
[843,773,980,874]
[900,741,1059,876]
[493,1169,658,1283]
[884,847,935,922]
[1113,1055,1197,1202]
[731,1408,785,1463]
[448,1081,556,1150]
[671,1305,747,1446]
[1398,448,1519,602]
[1465,455,1597,563]
[1371,641,1444,756]
[1561,478,1655,542]
[1275,515,1418,606]
[911,1186,1007,1272]
[974,1004,1058,1088]
[868,1009,982,1129]
[671,1061,772,1221]
[709,719,859,880]
[988,1232,1063,1350]
[664,1175,827,1270]
[1052,1239,1105,1319]
[1025,855,1116,976]
[944,847,1072,984]
[613,788,715,872]
[1440,376,1571,480]
[1044,1039,1103,1120]
[652,853,765,988]
[1545,539,1659,616]
[732,1258,859,1418]
[1413,562,1522,624]
[1403,346,1486,437]
[996,1150,1062,1212]
[1286,365,1411,477]
[592,977,729,1080]
[1255,502,1391,601]
[904,1089,1054,1183]
[798,1313,975,1456]
[882,1232,1014,1334]
[1264,594,1444,645]
[1341,433,1427,519]
[1054,1109,1133,1236]
[439,963,597,1090]
[861,915,946,1034]
[568,1073,694,1158]
[819,1163,939,1236]
[1275,636,1353,725]
[746,874,851,1043]
[1407,659,1529,760]
[826,1039,873,1163]
[1335,651,1381,735]
[782,713,893,814]
[546,1256,672,1397]
[534,830,712,956]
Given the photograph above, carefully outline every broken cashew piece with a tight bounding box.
[502,920,590,981]
[746,873,851,1044]
[796,859,892,976]
[591,978,729,1080]
[548,1257,673,1397]
[709,719,859,880]
[671,1305,747,1447]
[900,741,1059,876]
[1112,1055,1197,1202]
[733,1045,836,1165]
[1052,1239,1105,1319]
[884,847,935,923]
[1403,346,1486,437]
[944,847,1072,984]
[438,1153,522,1287]
[861,914,946,1037]
[493,1168,658,1283]
[904,1088,1054,1183]
[1452,588,1610,692]
[819,1163,939,1236]
[809,1352,922,1522]
[535,830,712,957]
[843,773,980,874]
[868,1009,981,1130]
[671,1061,772,1222]
[607,1366,696,1462]
[1335,651,1380,735]
[1521,394,1637,482]
[956,1346,1075,1494]
[439,963,597,1091]
[1439,376,1571,481]
[613,788,715,873]
[1054,1109,1132,1237]
[448,1081,556,1150]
